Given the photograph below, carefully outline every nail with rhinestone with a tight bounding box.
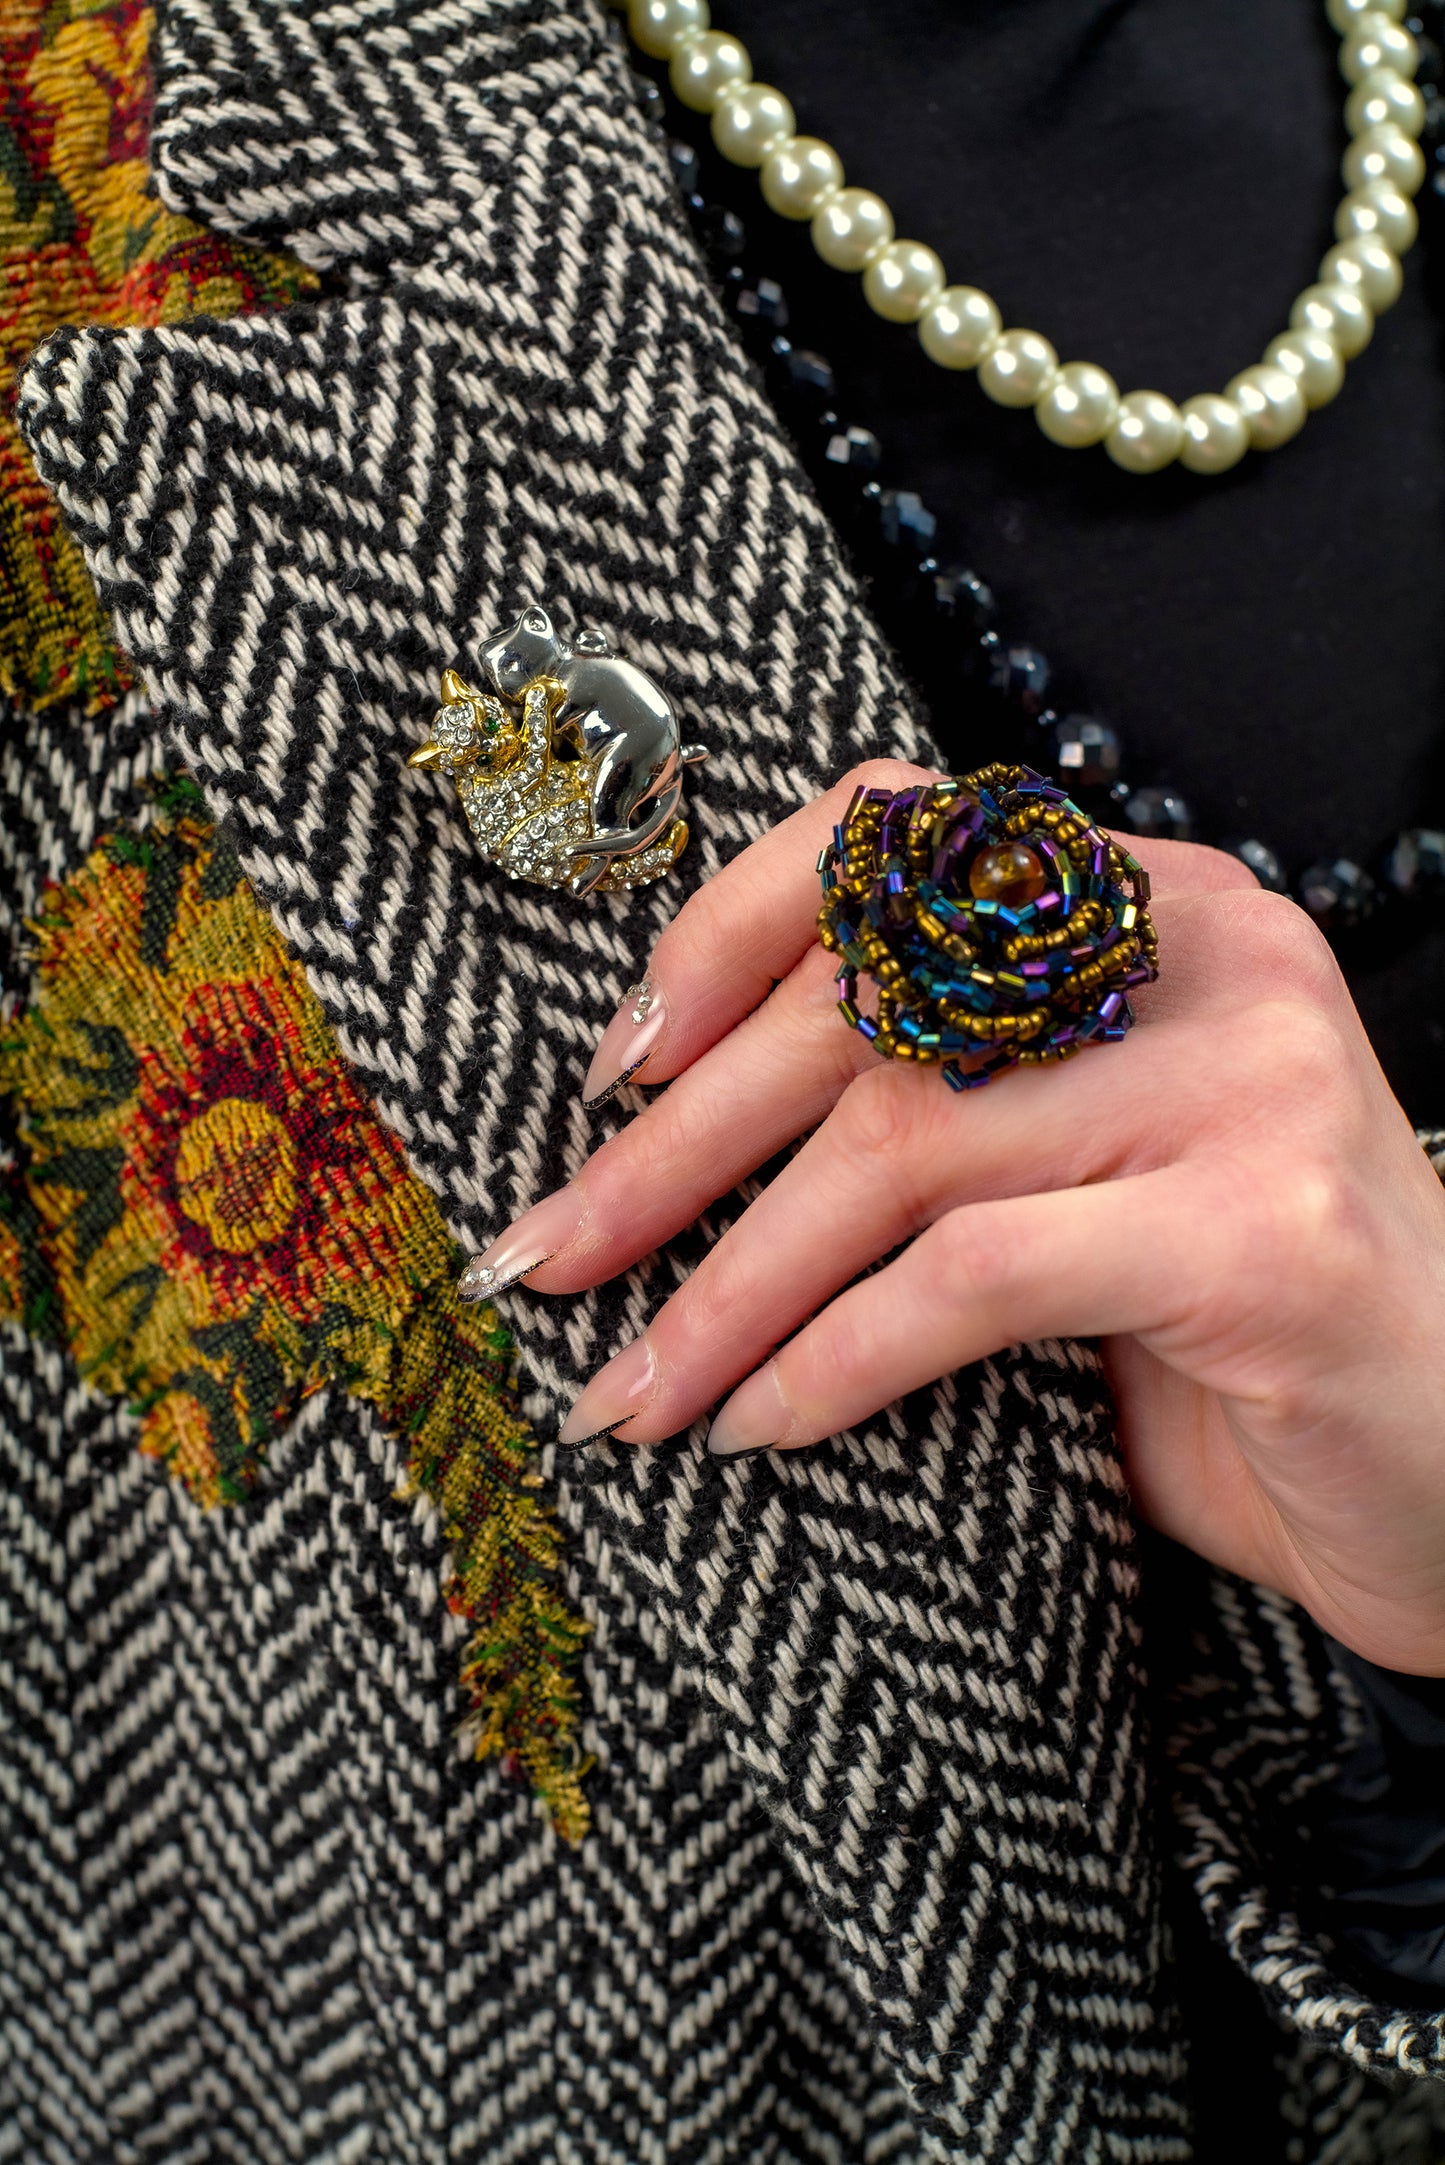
[455,1186,584,1300]
[582,975,668,1110]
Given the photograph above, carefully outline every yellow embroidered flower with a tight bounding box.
[0,782,590,1840]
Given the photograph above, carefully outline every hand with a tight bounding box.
[474,761,1445,1674]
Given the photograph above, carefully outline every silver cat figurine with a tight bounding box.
[409,604,708,896]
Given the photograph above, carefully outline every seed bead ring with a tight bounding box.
[817,764,1159,1089]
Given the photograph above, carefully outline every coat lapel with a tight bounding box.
[17,1,1192,2148]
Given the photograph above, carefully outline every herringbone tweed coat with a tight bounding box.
[5,1,1445,2158]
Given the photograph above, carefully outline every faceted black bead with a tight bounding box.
[733,275,789,332]
[1377,827,1445,903]
[1219,837,1287,892]
[987,644,1052,715]
[1415,29,1445,88]
[668,139,701,195]
[1049,713,1122,792]
[1124,785,1193,842]
[866,486,938,554]
[821,422,882,477]
[634,74,665,123]
[697,203,746,263]
[1297,857,1378,930]
[773,343,836,407]
[929,564,996,636]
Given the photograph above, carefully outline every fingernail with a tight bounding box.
[456,1186,583,1302]
[582,976,667,1110]
[707,1363,789,1457]
[558,1334,656,1446]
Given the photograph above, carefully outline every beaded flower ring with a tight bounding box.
[817,764,1159,1088]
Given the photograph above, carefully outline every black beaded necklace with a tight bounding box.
[628,21,1445,953]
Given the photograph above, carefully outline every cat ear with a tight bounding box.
[572,629,611,655]
[440,668,481,703]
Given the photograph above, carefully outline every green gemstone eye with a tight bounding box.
[484,718,499,734]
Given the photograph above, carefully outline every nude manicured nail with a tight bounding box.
[456,1186,582,1301]
[557,1335,656,1445]
[582,977,667,1110]
[706,1364,789,1457]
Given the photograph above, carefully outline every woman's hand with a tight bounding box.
[473,761,1445,1674]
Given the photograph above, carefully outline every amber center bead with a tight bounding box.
[968,840,1048,909]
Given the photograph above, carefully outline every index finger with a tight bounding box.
[580,766,1262,1109]
[581,756,938,1107]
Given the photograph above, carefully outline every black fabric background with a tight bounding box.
[661,0,1445,1123]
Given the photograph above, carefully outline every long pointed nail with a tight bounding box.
[707,1363,790,1457]
[583,977,667,1110]
[456,1186,583,1302]
[558,1335,657,1445]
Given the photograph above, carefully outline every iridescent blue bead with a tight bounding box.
[1220,837,1287,892]
[987,645,1052,715]
[1124,786,1193,842]
[1297,857,1378,929]
[1049,713,1122,792]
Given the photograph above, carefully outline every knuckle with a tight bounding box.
[835,1063,929,1187]
[925,1205,995,1292]
[1209,1151,1364,1307]
[1226,890,1347,1007]
[1239,996,1356,1128]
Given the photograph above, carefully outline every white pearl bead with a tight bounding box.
[1340,14,1419,81]
[1226,364,1307,450]
[978,329,1059,408]
[711,83,795,166]
[760,137,844,219]
[1343,123,1426,196]
[628,0,708,58]
[1105,391,1184,473]
[1289,279,1375,357]
[669,29,751,112]
[1265,329,1346,408]
[863,240,945,322]
[1178,394,1250,474]
[1327,0,1404,27]
[1035,362,1119,447]
[811,187,895,271]
[1336,181,1419,258]
[919,286,1002,369]
[1321,234,1404,310]
[1345,69,1425,137]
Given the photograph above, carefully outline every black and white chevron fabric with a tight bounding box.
[7,0,1445,2157]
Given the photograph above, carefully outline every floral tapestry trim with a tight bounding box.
[0,0,318,714]
[0,778,590,1840]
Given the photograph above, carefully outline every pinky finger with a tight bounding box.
[704,1166,1208,1457]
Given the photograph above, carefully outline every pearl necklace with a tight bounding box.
[624,49,1445,955]
[619,0,1425,474]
